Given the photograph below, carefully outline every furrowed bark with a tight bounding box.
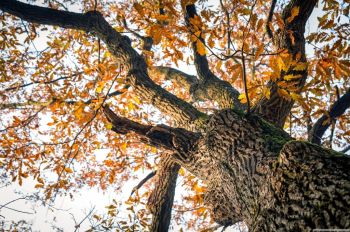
[253,0,318,128]
[171,109,350,230]
[148,66,198,97]
[147,155,180,232]
[309,87,350,145]
[184,4,243,110]
[0,0,206,130]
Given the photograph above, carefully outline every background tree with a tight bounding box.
[0,0,350,231]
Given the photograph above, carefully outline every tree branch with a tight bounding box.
[309,87,350,145]
[147,154,180,232]
[184,4,243,110]
[0,0,206,130]
[266,0,277,39]
[103,106,200,154]
[252,0,318,127]
[149,66,198,95]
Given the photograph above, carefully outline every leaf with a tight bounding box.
[287,6,300,23]
[35,184,44,188]
[293,62,307,71]
[106,123,113,130]
[133,3,144,16]
[238,93,247,103]
[65,167,73,173]
[196,41,206,56]
[277,88,290,100]
[284,74,302,81]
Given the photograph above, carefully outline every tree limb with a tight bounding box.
[103,106,200,154]
[184,4,243,110]
[266,0,277,39]
[308,87,350,145]
[130,171,156,196]
[0,0,206,130]
[149,66,198,95]
[252,0,318,127]
[147,154,180,232]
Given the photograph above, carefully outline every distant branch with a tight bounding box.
[252,0,318,128]
[309,87,350,145]
[130,171,156,196]
[184,3,243,109]
[266,0,277,39]
[2,72,82,92]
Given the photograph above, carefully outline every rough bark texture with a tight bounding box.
[172,109,350,231]
[147,155,180,232]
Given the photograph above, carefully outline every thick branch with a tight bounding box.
[309,87,350,145]
[184,4,243,109]
[103,106,200,154]
[253,0,318,127]
[0,0,206,129]
[147,154,180,232]
[149,66,198,94]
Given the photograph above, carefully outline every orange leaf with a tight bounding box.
[287,6,300,23]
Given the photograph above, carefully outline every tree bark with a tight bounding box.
[172,109,350,231]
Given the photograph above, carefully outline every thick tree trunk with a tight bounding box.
[172,109,350,231]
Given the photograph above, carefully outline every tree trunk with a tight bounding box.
[172,109,350,231]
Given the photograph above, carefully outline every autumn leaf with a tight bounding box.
[133,3,144,16]
[196,41,206,56]
[287,6,300,23]
[284,74,302,81]
[65,167,73,173]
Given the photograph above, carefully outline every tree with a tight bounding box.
[0,0,349,231]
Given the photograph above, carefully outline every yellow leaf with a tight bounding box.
[293,62,307,71]
[277,88,290,100]
[238,93,247,103]
[287,6,300,23]
[65,167,73,173]
[106,123,113,130]
[179,168,185,176]
[284,74,302,81]
[95,82,105,94]
[290,92,301,101]
[263,87,270,100]
[196,41,206,56]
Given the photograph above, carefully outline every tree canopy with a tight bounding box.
[0,0,349,231]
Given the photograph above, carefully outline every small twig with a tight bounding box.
[130,171,157,196]
[0,197,29,210]
[241,50,250,113]
[3,72,82,92]
[74,206,96,232]
[289,111,292,136]
[0,205,34,215]
[341,145,350,153]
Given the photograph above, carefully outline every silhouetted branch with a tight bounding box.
[309,87,350,145]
